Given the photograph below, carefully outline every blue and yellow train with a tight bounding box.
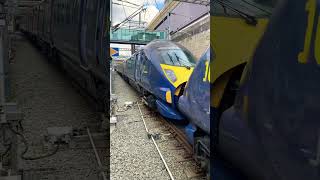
[212,0,320,180]
[116,40,211,174]
[116,40,197,120]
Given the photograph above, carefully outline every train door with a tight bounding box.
[84,0,99,67]
[133,53,139,81]
[79,0,88,68]
[140,52,151,90]
[135,51,142,82]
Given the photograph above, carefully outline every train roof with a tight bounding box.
[143,40,194,65]
[144,40,184,50]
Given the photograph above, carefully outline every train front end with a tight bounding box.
[146,41,197,120]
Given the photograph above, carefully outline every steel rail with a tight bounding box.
[159,116,193,155]
[87,128,107,180]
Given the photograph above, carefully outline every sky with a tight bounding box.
[111,0,165,26]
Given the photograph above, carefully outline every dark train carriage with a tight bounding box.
[50,0,108,103]
[51,0,81,64]
[21,0,109,111]
[37,0,52,46]
[26,13,33,35]
[31,6,40,38]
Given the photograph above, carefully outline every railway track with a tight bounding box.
[158,116,193,155]
[137,102,205,180]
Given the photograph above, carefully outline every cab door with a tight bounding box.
[135,51,142,82]
[79,0,88,68]
[140,52,151,91]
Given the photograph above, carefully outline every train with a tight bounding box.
[210,1,276,177]
[19,0,109,112]
[212,0,320,180]
[115,40,211,175]
[116,40,197,120]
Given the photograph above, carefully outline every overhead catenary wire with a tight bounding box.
[121,0,128,21]
[116,0,140,7]
[154,0,160,10]
[113,2,140,9]
[112,5,146,31]
[137,103,175,180]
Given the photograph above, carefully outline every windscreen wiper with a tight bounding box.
[173,52,183,66]
[215,0,258,26]
[167,53,176,65]
[173,53,192,69]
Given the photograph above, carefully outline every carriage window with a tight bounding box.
[158,48,196,67]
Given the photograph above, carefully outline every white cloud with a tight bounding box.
[112,0,165,26]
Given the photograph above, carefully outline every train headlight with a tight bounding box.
[164,69,177,83]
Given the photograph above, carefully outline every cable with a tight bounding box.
[1,126,12,161]
[113,2,140,9]
[239,0,272,15]
[137,103,175,180]
[1,142,11,161]
[8,125,60,161]
[121,1,128,21]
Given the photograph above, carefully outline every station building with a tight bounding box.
[147,0,210,59]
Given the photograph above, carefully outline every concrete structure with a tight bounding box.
[147,0,210,59]
[171,14,209,59]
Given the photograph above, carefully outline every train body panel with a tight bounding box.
[218,1,320,179]
[178,48,210,135]
[209,1,278,178]
[210,1,275,113]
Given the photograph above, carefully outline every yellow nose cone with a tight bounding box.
[160,64,194,88]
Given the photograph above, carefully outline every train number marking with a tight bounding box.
[298,0,319,64]
[203,60,211,82]
[299,0,317,63]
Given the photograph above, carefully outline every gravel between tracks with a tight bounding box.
[9,35,107,180]
[111,71,205,180]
